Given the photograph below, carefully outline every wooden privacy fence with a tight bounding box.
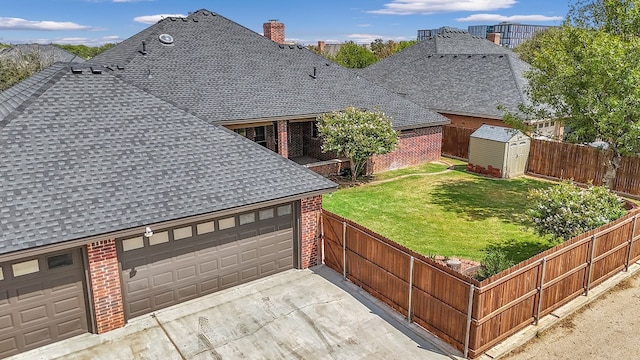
[442,125,474,160]
[527,139,640,197]
[321,208,640,358]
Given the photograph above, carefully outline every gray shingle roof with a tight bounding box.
[0,66,336,255]
[87,9,448,130]
[360,29,531,119]
[471,124,526,142]
[0,44,84,63]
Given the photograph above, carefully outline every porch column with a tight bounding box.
[277,120,289,158]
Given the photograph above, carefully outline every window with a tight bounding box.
[123,237,144,251]
[197,221,215,235]
[47,253,73,269]
[259,208,274,220]
[173,226,193,240]
[312,121,319,138]
[239,212,256,225]
[254,126,267,147]
[277,204,292,216]
[149,231,169,245]
[234,128,247,137]
[12,259,39,277]
[219,217,236,230]
[0,267,3,281]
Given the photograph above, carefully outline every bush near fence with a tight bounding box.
[322,205,640,358]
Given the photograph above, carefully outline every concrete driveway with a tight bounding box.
[9,265,460,360]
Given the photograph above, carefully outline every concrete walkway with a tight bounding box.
[9,265,461,360]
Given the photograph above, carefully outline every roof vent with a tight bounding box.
[279,44,285,49]
[202,11,209,16]
[170,17,177,21]
[90,67,103,74]
[310,66,317,79]
[117,65,125,70]
[181,18,188,22]
[297,44,304,49]
[159,33,174,45]
[139,41,147,55]
[288,45,294,49]
[192,18,199,22]
[71,67,83,74]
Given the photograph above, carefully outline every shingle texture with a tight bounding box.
[87,10,448,129]
[0,44,84,63]
[360,28,531,119]
[471,124,525,142]
[0,67,336,255]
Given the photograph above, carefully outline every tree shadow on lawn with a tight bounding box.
[430,176,548,223]
[485,238,556,264]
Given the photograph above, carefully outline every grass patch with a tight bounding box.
[323,165,555,262]
[372,161,450,181]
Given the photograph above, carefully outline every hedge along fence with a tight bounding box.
[527,139,640,197]
[321,206,640,358]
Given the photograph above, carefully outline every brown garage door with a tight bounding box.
[119,203,296,319]
[0,249,89,358]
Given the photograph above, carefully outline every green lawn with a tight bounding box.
[323,161,556,262]
[373,161,450,181]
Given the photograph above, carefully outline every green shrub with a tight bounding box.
[475,248,514,281]
[527,181,626,242]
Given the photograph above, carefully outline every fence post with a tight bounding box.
[342,221,347,280]
[585,234,597,296]
[320,212,325,265]
[408,256,415,323]
[463,284,475,359]
[625,215,638,271]
[534,258,547,325]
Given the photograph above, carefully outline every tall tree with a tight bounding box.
[506,0,640,189]
[332,41,377,69]
[317,106,398,181]
[514,27,561,63]
[0,52,50,91]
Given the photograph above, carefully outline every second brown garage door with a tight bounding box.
[119,203,296,319]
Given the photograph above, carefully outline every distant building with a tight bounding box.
[417,27,464,41]
[468,23,554,48]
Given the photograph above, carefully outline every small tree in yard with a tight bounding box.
[317,106,398,182]
[475,248,514,281]
[527,181,626,242]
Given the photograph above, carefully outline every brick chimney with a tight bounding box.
[263,19,285,43]
[318,41,325,53]
[487,32,501,45]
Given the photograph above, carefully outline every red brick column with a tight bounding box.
[277,120,289,158]
[300,195,322,268]
[87,239,125,333]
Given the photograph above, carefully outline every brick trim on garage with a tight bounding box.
[300,195,322,268]
[87,239,125,334]
[368,126,442,174]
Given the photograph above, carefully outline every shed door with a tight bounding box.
[119,203,295,319]
[507,141,529,177]
[0,249,89,358]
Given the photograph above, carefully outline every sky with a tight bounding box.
[1,0,570,46]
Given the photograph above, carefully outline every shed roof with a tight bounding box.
[470,124,526,143]
[0,65,336,255]
[87,9,448,130]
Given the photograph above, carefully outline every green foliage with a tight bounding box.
[331,41,377,68]
[526,181,626,242]
[514,28,562,64]
[54,43,116,60]
[317,106,398,181]
[0,53,49,91]
[395,40,418,52]
[370,39,418,59]
[475,248,514,281]
[505,0,640,188]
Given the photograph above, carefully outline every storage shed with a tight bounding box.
[467,125,530,178]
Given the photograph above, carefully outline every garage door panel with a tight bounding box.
[20,305,48,324]
[56,317,85,336]
[0,314,13,331]
[53,296,84,315]
[0,337,17,357]
[23,326,51,347]
[16,285,46,301]
[0,290,8,306]
[120,204,295,319]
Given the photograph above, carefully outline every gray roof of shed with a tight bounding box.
[0,66,336,255]
[87,9,448,130]
[360,29,531,119]
[470,124,526,142]
[0,44,84,63]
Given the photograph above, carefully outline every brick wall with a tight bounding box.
[368,126,442,174]
[87,239,125,333]
[467,163,503,178]
[300,195,322,268]
[277,120,289,158]
[442,113,507,130]
[306,160,349,176]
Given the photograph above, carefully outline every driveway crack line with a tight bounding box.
[152,313,187,360]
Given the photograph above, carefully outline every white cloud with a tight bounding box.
[457,14,564,22]
[358,24,372,27]
[133,14,186,24]
[0,17,95,31]
[346,33,409,43]
[369,0,515,15]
